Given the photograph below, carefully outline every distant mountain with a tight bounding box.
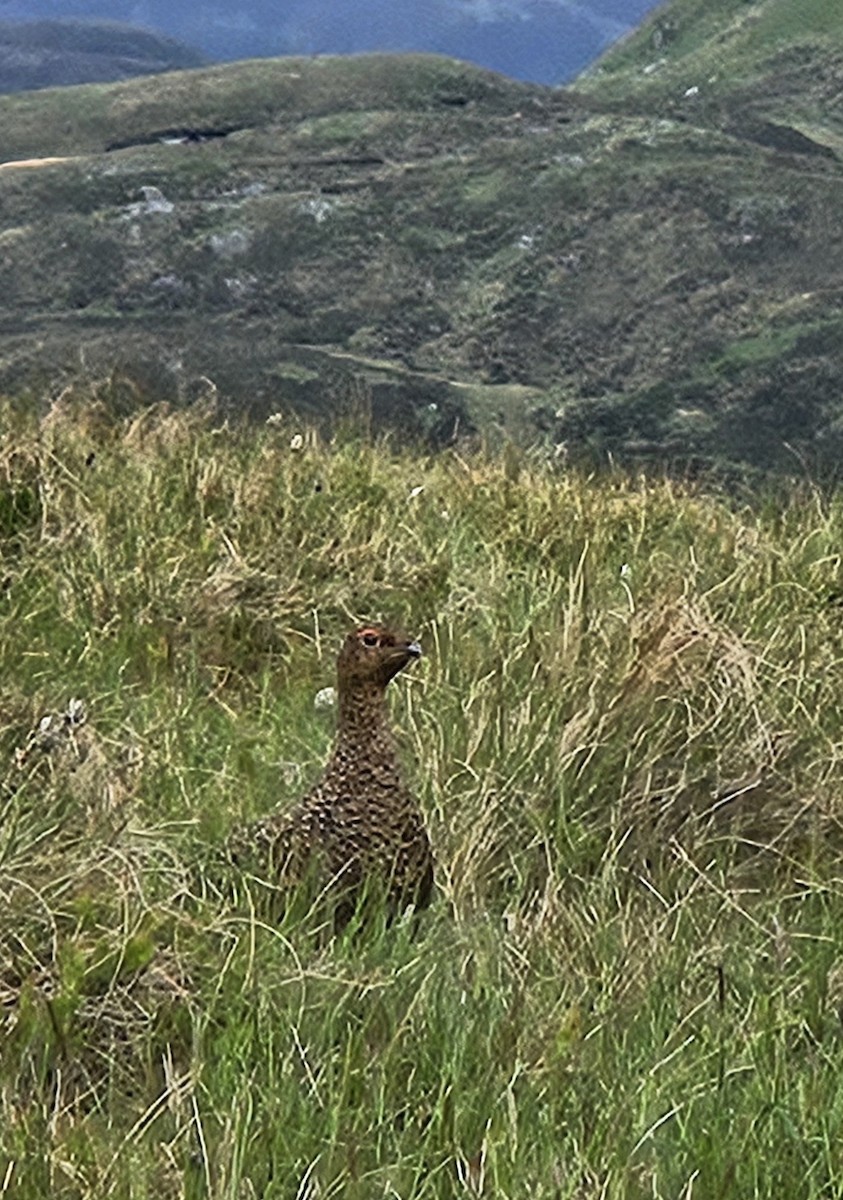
[0,18,207,91]
[0,1,660,84]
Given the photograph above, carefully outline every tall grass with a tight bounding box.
[3,389,843,1197]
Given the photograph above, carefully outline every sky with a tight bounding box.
[0,0,664,84]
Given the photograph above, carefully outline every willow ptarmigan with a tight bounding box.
[233,624,434,928]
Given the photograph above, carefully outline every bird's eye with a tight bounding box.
[361,632,379,647]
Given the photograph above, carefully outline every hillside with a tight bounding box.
[0,1,840,473]
[8,7,843,1193]
[0,19,207,91]
[580,0,843,119]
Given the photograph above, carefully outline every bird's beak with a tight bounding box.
[382,638,422,679]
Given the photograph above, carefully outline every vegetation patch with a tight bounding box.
[0,13,840,475]
[3,398,843,1194]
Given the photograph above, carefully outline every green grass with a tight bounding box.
[754,0,843,41]
[5,393,843,1196]
[0,53,531,162]
[578,0,843,127]
[592,0,843,76]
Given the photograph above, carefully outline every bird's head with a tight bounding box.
[337,624,421,689]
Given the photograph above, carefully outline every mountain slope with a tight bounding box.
[0,19,207,92]
[0,0,841,474]
[583,0,843,119]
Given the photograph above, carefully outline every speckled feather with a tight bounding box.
[231,624,434,925]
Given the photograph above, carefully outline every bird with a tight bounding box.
[230,623,434,930]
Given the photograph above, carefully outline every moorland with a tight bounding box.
[4,2,843,1196]
[0,0,840,474]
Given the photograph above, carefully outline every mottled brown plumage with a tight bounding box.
[233,624,434,928]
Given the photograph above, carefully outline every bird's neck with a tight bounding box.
[336,681,391,739]
[332,682,396,761]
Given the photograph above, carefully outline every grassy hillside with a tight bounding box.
[4,398,843,1195]
[0,2,840,475]
[582,0,843,124]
